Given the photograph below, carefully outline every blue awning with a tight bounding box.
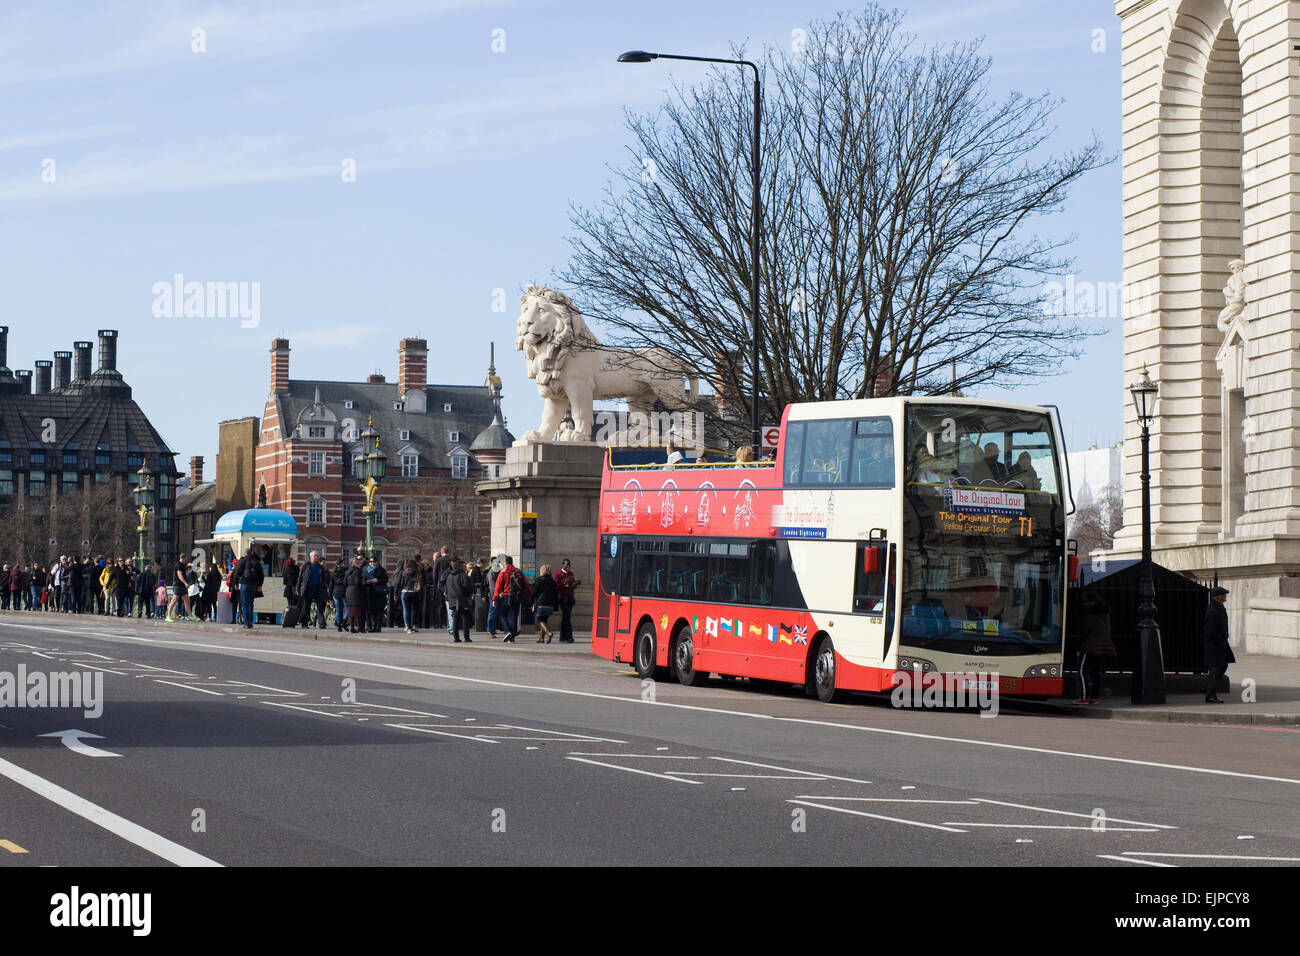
[212,508,298,536]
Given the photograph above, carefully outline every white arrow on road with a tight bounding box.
[38,730,121,758]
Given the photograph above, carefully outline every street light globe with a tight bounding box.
[1129,366,1158,426]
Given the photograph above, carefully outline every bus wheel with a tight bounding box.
[635,623,666,681]
[812,637,844,704]
[672,625,708,687]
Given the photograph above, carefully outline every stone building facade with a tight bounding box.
[1111,0,1300,654]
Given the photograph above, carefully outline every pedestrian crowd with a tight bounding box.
[0,547,581,647]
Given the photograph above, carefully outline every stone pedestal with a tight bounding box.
[474,441,605,637]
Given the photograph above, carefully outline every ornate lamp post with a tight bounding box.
[618,49,763,450]
[357,417,387,559]
[131,460,155,572]
[1129,367,1165,704]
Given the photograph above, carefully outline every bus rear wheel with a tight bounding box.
[672,625,708,687]
[811,637,844,704]
[635,623,666,681]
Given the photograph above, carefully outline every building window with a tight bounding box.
[309,451,324,476]
[401,502,419,527]
[449,431,460,443]
[27,472,46,496]
[0,470,12,495]
[399,429,411,442]
[401,453,418,478]
[341,502,353,526]
[451,453,468,479]
[373,503,385,527]
[30,450,45,464]
[352,454,363,477]
[308,426,325,438]
[128,453,143,467]
[62,471,79,493]
[494,465,501,478]
[308,497,324,524]
[95,448,110,466]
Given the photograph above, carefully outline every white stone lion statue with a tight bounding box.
[514,284,697,444]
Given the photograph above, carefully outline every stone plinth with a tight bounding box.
[1246,597,1300,658]
[474,441,605,637]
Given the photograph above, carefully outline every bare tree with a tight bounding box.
[1070,484,1124,559]
[563,6,1105,442]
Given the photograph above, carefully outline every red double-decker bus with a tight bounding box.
[590,397,1068,702]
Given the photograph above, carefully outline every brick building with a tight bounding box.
[247,337,502,565]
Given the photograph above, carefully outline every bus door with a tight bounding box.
[615,536,634,634]
[854,536,891,663]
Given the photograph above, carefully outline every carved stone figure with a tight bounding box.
[1216,258,1245,332]
[514,285,696,444]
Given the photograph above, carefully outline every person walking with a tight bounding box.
[431,546,452,634]
[1074,591,1115,704]
[344,555,366,634]
[555,558,579,643]
[232,546,264,630]
[469,557,488,633]
[1203,586,1234,704]
[137,563,156,619]
[366,556,388,633]
[447,558,474,643]
[202,564,221,621]
[491,555,520,642]
[331,559,348,631]
[69,557,87,614]
[295,550,330,629]
[531,564,558,644]
[398,559,423,634]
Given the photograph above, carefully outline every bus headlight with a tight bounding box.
[898,657,936,673]
[1022,664,1060,678]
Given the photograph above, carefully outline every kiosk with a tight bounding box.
[198,508,299,624]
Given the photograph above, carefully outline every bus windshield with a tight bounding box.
[901,404,1065,656]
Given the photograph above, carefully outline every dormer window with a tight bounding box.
[449,431,460,444]
[400,429,411,442]
[393,401,404,411]
[451,451,469,479]
[344,400,354,409]
[308,426,325,438]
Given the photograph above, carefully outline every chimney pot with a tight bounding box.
[15,369,31,393]
[96,329,119,373]
[53,351,72,390]
[34,360,52,394]
[73,341,93,382]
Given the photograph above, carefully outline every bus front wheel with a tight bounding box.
[672,625,709,687]
[635,623,667,681]
[811,637,844,704]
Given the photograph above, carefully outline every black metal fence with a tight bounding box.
[1068,560,1210,674]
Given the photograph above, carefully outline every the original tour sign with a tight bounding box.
[938,486,1032,536]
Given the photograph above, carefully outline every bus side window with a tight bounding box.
[748,541,775,606]
[783,422,804,485]
[854,541,887,614]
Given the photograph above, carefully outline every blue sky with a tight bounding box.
[0,0,1125,475]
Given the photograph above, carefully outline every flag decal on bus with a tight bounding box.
[692,615,699,633]
[793,625,808,645]
[717,618,730,635]
[705,617,719,637]
[767,624,778,642]
[748,624,762,636]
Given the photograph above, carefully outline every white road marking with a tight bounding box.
[29,651,55,660]
[565,755,702,784]
[0,754,220,867]
[224,680,304,696]
[680,773,828,780]
[154,680,223,696]
[73,664,130,676]
[38,729,121,758]
[795,797,978,804]
[10,622,1298,787]
[1097,855,1177,867]
[945,823,1159,832]
[569,753,697,759]
[707,756,873,784]
[384,724,498,743]
[1119,852,1300,862]
[970,798,1176,829]
[494,724,625,743]
[788,799,967,833]
[263,702,352,719]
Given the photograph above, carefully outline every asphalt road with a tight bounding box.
[1,614,1297,867]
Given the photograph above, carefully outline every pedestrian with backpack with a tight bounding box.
[491,555,519,642]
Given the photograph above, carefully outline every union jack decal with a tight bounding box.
[793,625,808,645]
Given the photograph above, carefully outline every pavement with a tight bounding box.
[3,607,1297,725]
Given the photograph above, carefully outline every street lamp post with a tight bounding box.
[356,417,387,560]
[131,460,155,573]
[1129,367,1165,704]
[618,49,763,451]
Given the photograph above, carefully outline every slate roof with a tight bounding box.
[274,380,496,469]
[176,481,216,516]
[0,389,178,475]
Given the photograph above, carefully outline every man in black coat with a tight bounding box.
[295,550,330,628]
[1203,586,1234,703]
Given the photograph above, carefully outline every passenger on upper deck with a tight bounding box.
[734,445,755,465]
[665,438,684,467]
[1008,451,1041,490]
[971,442,1008,485]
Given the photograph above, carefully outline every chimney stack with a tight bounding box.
[270,339,290,393]
[15,369,31,393]
[73,341,93,382]
[97,329,118,373]
[34,360,52,394]
[53,351,72,390]
[0,325,8,369]
[398,338,428,397]
[366,373,386,383]
[190,456,204,486]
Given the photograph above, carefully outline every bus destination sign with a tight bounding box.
[937,487,1031,537]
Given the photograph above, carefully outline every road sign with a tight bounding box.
[762,425,780,449]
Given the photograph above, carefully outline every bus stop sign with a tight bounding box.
[762,425,780,449]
